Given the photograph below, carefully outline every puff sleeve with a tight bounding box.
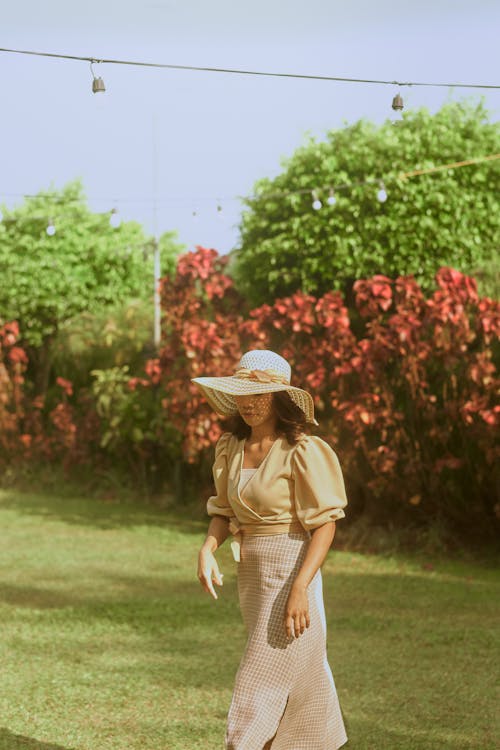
[292,435,348,530]
[206,432,233,519]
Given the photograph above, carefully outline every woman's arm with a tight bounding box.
[197,515,230,600]
[284,521,336,639]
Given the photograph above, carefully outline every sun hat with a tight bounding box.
[191,349,319,426]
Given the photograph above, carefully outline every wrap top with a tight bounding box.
[206,432,348,558]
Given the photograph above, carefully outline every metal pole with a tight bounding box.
[152,112,161,349]
[153,236,161,348]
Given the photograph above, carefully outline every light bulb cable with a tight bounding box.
[0,46,499,90]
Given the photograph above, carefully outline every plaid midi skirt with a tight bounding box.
[225,531,348,750]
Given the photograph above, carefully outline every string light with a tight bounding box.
[3,153,498,213]
[46,219,56,236]
[90,60,105,93]
[109,207,121,227]
[1,152,498,228]
[391,92,404,122]
[327,189,337,206]
[247,153,500,206]
[311,190,322,210]
[377,182,388,202]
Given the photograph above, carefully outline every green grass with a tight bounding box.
[0,489,498,750]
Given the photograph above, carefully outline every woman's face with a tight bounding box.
[234,393,276,427]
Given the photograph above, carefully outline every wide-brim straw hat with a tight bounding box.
[191,349,319,426]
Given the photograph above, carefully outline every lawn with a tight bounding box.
[0,488,498,750]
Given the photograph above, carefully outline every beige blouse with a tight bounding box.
[207,432,348,540]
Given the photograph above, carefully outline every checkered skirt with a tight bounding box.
[225,531,348,749]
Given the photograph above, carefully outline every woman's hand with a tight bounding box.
[284,582,310,638]
[283,522,336,637]
[198,545,224,600]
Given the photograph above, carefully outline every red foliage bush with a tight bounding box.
[15,378,94,467]
[0,326,99,469]
[143,248,499,536]
[339,268,499,529]
[155,247,245,460]
[0,321,28,458]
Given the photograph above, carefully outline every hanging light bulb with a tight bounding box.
[391,92,404,122]
[192,209,198,221]
[312,190,322,210]
[109,208,121,228]
[327,188,337,206]
[377,182,388,202]
[90,60,106,94]
[92,77,105,94]
[46,219,56,236]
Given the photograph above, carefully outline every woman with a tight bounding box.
[193,350,349,750]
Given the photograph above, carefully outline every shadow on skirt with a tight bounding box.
[225,531,348,750]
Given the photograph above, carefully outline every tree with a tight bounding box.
[0,180,184,394]
[230,99,500,307]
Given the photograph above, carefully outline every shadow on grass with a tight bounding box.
[0,583,77,609]
[342,718,491,750]
[2,560,495,619]
[3,489,495,568]
[1,567,497,749]
[2,566,497,690]
[0,488,207,534]
[0,728,75,750]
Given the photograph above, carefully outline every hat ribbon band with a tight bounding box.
[233,367,289,385]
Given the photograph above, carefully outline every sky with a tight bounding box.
[2,1,499,257]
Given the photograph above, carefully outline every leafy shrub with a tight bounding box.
[90,365,181,493]
[52,299,155,392]
[231,100,500,306]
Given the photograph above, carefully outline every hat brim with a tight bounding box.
[191,376,319,426]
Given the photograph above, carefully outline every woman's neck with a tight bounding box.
[248,419,279,443]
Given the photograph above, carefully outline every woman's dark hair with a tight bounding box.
[220,391,313,445]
